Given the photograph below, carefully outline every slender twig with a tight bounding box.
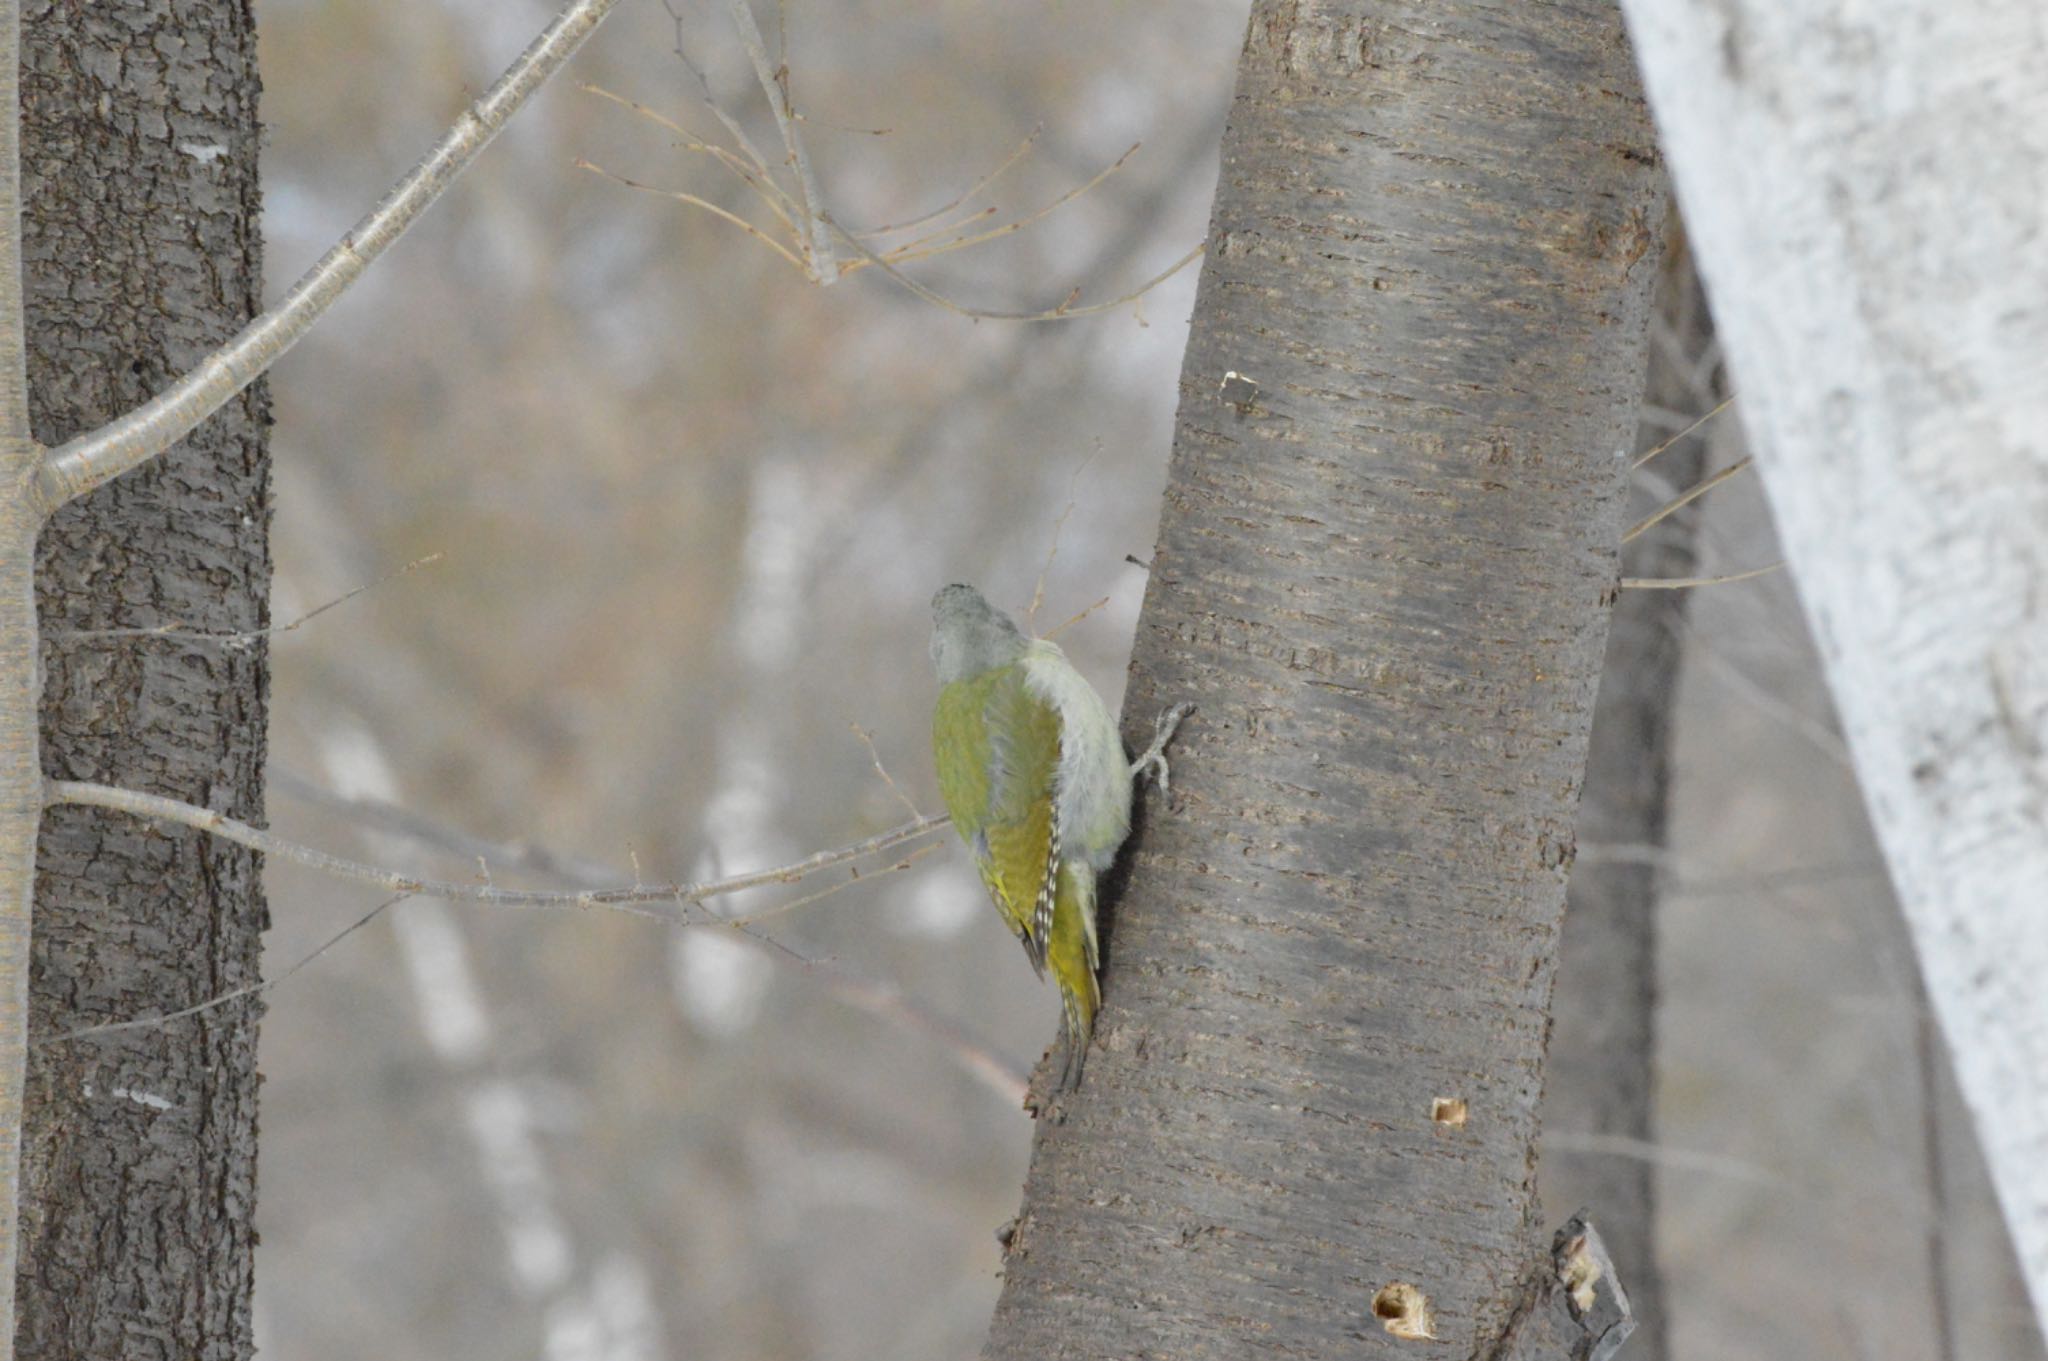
[266,771,1024,1102]
[54,860,1026,1102]
[668,40,788,220]
[35,0,623,508]
[1043,597,1110,641]
[591,55,1157,303]
[1624,455,1753,543]
[728,843,944,924]
[574,160,809,271]
[825,216,1205,322]
[723,0,835,282]
[578,84,800,234]
[880,144,1139,267]
[1544,1131,1784,1186]
[1027,458,1093,632]
[1632,393,1735,468]
[1620,562,1782,590]
[858,127,1041,237]
[1574,842,1883,895]
[766,955,1027,1104]
[871,206,999,263]
[52,894,412,1042]
[49,552,443,647]
[850,723,922,823]
[272,766,619,883]
[46,778,947,922]
[1676,615,1853,767]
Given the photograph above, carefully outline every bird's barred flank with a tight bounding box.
[1034,797,1062,954]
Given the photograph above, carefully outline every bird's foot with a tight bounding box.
[1128,702,1195,796]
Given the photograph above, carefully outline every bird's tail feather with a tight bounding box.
[1051,862,1101,1091]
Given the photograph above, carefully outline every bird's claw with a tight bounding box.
[1129,702,1194,797]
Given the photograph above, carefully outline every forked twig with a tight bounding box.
[858,128,1040,238]
[49,779,1026,1101]
[575,159,809,271]
[587,47,1190,317]
[46,778,947,922]
[851,722,922,823]
[825,216,1206,322]
[580,84,801,234]
[723,0,836,281]
[881,144,1139,267]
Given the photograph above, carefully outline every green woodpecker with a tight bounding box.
[930,583,1133,1088]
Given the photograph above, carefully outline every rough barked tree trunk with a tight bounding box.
[983,2,1665,1356]
[1539,242,1716,1361]
[17,4,268,1358]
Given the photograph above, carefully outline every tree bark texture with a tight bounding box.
[1539,244,1716,1361]
[18,4,268,1358]
[984,3,1666,1356]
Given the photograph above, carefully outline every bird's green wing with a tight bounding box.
[933,664,1062,974]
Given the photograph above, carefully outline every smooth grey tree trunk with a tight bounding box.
[983,2,1666,1356]
[17,4,268,1357]
[1539,244,1715,1361]
[1622,0,2048,1325]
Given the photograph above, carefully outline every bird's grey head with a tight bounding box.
[930,583,1027,684]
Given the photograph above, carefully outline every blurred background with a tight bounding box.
[250,1,2040,1358]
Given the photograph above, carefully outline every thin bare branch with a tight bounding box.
[35,0,623,509]
[600,44,1153,302]
[1620,562,1783,590]
[52,894,412,1042]
[872,206,999,263]
[1624,454,1753,543]
[825,216,1205,322]
[844,140,1140,271]
[578,84,800,233]
[574,159,809,271]
[723,0,836,281]
[266,770,1024,1103]
[878,144,1139,268]
[651,1,791,213]
[851,723,922,823]
[1675,615,1853,767]
[858,127,1041,237]
[1043,597,1111,641]
[1632,393,1735,468]
[272,766,619,882]
[730,843,945,924]
[46,778,947,923]
[1027,456,1094,632]
[760,949,1028,1105]
[1545,1130,1784,1187]
[49,552,444,647]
